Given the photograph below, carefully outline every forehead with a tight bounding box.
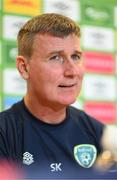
[33,34,81,53]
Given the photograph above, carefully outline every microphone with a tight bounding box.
[95,125,117,171]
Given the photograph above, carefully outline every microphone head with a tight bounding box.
[95,125,117,171]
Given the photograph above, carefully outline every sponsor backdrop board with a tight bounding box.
[0,0,117,124]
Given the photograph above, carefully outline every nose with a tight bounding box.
[63,59,78,77]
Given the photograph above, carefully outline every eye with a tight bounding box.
[49,55,64,63]
[50,55,60,61]
[71,54,81,62]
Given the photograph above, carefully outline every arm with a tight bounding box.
[0,128,10,159]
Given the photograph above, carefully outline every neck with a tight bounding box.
[24,95,67,124]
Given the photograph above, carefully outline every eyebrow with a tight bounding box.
[47,49,83,57]
[74,50,82,56]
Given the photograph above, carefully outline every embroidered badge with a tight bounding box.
[74,144,97,168]
[23,152,34,165]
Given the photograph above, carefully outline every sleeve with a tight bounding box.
[0,128,10,159]
[80,111,105,155]
[86,115,105,154]
[0,107,23,163]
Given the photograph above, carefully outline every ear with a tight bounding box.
[16,56,30,80]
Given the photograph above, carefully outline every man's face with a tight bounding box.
[25,34,84,108]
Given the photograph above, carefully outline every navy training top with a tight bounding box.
[0,100,104,178]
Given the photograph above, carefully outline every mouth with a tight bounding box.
[58,83,77,88]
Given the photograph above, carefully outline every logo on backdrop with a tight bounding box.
[74,144,97,168]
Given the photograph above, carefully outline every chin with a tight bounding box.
[60,97,76,106]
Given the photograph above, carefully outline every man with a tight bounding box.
[0,13,104,178]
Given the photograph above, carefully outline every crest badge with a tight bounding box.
[74,144,97,168]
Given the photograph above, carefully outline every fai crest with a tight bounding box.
[74,144,97,168]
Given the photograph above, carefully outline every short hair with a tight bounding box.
[17,13,81,58]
